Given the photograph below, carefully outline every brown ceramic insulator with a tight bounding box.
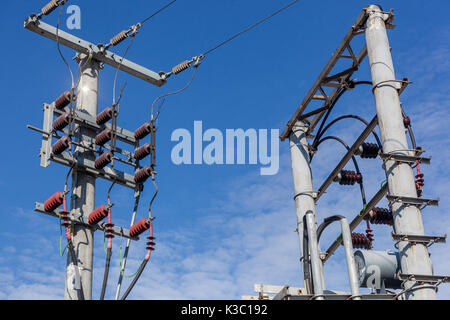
[134,166,152,183]
[95,129,113,146]
[110,30,128,46]
[53,113,71,131]
[44,192,64,212]
[88,205,109,225]
[351,233,372,250]
[360,143,380,159]
[41,0,58,15]
[96,107,114,125]
[134,144,152,160]
[52,136,71,155]
[370,208,393,226]
[54,91,72,110]
[129,218,150,237]
[172,60,191,75]
[403,116,411,128]
[94,152,113,170]
[339,170,362,185]
[134,123,153,140]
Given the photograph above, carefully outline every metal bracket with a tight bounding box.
[398,274,450,285]
[386,195,439,209]
[24,18,165,87]
[392,233,446,247]
[34,202,139,241]
[379,153,431,165]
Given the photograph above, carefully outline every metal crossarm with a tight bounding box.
[379,153,431,165]
[24,18,166,87]
[386,195,440,208]
[280,7,373,141]
[391,233,447,247]
[34,202,139,240]
[398,274,450,284]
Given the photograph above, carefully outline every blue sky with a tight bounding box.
[0,0,449,299]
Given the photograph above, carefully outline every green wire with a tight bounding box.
[118,232,140,279]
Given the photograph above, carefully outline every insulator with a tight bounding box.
[146,236,156,251]
[172,60,191,75]
[129,218,150,238]
[53,112,71,131]
[415,173,424,197]
[369,207,393,226]
[60,210,72,240]
[134,144,152,161]
[94,152,113,170]
[134,166,152,184]
[88,205,109,225]
[134,123,153,140]
[96,107,114,125]
[110,30,129,47]
[52,136,71,155]
[95,129,113,146]
[359,143,380,159]
[338,170,362,185]
[104,223,115,239]
[44,192,64,212]
[41,0,59,16]
[351,233,372,250]
[54,91,72,110]
[403,116,411,128]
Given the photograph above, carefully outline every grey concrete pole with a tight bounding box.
[289,121,325,296]
[65,55,100,300]
[340,217,361,300]
[365,5,436,300]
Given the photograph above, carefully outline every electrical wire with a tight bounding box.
[139,0,177,25]
[201,0,300,57]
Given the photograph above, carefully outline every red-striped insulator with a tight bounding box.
[134,123,153,140]
[134,166,152,183]
[95,129,113,146]
[365,228,374,243]
[146,236,156,252]
[134,144,152,161]
[94,152,113,170]
[369,207,393,226]
[359,143,380,159]
[130,218,150,237]
[415,173,424,197]
[403,116,411,128]
[44,192,64,212]
[88,205,109,225]
[351,233,372,249]
[60,210,72,241]
[52,136,71,155]
[96,107,114,125]
[54,91,72,110]
[104,223,115,239]
[53,113,71,131]
[338,170,362,185]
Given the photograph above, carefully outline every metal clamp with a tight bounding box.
[392,233,446,248]
[386,195,439,210]
[398,274,450,285]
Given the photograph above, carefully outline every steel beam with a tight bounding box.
[24,18,165,87]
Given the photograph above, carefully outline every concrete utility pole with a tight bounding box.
[65,55,100,300]
[365,5,436,300]
[289,121,325,298]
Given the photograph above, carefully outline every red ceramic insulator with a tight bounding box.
[53,113,71,131]
[96,107,114,125]
[130,218,150,237]
[134,123,152,140]
[339,170,362,185]
[134,166,152,183]
[44,192,64,212]
[60,210,72,241]
[52,136,71,155]
[95,129,113,146]
[104,223,115,239]
[88,205,109,225]
[94,152,113,170]
[54,91,72,110]
[134,144,152,161]
[351,233,372,249]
